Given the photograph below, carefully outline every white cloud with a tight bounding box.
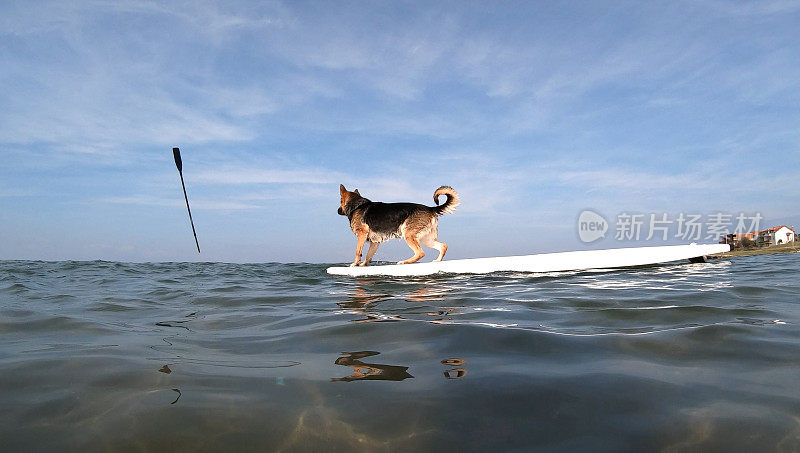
[4,0,798,151]
[101,195,259,211]
[703,0,800,16]
[194,166,343,185]
[0,187,36,197]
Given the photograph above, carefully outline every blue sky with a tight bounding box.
[1,0,798,263]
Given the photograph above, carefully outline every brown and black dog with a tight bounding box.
[338,185,460,266]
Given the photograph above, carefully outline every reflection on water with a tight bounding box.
[330,352,469,382]
[337,285,391,309]
[441,358,467,379]
[336,285,397,323]
[441,358,464,366]
[405,286,448,302]
[332,351,413,382]
[443,369,466,379]
[169,388,181,404]
[338,283,456,324]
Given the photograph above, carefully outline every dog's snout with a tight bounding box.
[337,207,344,216]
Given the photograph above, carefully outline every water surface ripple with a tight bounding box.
[1,255,799,451]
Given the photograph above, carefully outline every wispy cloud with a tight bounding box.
[0,187,36,197]
[4,0,798,149]
[703,0,800,16]
[101,195,260,211]
[194,166,343,185]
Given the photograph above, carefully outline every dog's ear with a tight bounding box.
[339,184,347,196]
[354,189,360,196]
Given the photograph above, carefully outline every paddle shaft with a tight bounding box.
[173,148,200,253]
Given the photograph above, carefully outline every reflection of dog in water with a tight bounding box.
[331,352,468,382]
[331,351,413,382]
[441,358,467,379]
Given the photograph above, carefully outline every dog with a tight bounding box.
[338,184,459,266]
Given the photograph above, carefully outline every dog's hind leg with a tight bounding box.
[359,241,380,266]
[398,236,425,264]
[421,234,448,262]
[431,241,448,261]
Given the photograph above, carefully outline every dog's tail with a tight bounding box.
[431,186,460,216]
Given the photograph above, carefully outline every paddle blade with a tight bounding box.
[173,147,182,172]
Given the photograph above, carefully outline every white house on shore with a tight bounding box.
[756,225,795,246]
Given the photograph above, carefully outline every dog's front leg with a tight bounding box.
[351,233,367,267]
[359,241,380,266]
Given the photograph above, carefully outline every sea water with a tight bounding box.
[1,255,799,451]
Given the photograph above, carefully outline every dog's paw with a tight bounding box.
[396,260,407,265]
[349,262,359,267]
[356,262,368,267]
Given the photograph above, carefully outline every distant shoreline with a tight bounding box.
[709,242,800,259]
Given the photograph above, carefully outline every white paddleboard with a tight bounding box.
[326,243,731,277]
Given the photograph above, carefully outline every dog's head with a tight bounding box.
[338,184,361,216]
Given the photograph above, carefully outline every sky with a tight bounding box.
[1,0,798,263]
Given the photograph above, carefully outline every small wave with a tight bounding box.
[1,283,30,293]
[147,357,301,369]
